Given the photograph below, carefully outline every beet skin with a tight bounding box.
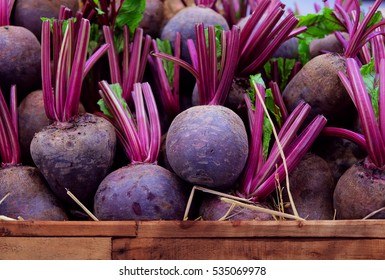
[0,166,67,220]
[30,113,116,210]
[161,6,229,62]
[282,153,335,220]
[0,25,41,99]
[166,105,249,190]
[94,164,189,220]
[199,195,273,221]
[282,53,355,127]
[334,160,385,219]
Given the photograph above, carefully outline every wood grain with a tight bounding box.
[0,221,137,237]
[3,220,384,238]
[135,220,385,238]
[2,220,385,260]
[0,237,111,260]
[112,237,385,260]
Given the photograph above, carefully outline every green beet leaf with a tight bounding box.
[115,0,146,35]
[156,39,175,86]
[98,83,129,118]
[296,7,345,64]
[263,57,296,91]
[204,24,224,64]
[360,58,379,119]
[248,74,282,159]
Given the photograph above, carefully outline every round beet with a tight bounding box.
[0,25,41,99]
[18,90,50,165]
[18,90,86,166]
[272,37,299,59]
[309,33,348,59]
[161,6,229,62]
[94,164,189,220]
[166,105,249,190]
[237,14,299,60]
[282,53,355,127]
[30,113,116,210]
[334,160,385,219]
[0,166,68,220]
[12,0,79,41]
[312,136,367,184]
[139,0,165,38]
[199,195,274,221]
[282,153,335,220]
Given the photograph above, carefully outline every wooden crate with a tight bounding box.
[1,220,385,260]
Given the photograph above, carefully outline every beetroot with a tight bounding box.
[11,0,79,40]
[282,53,354,127]
[160,2,230,98]
[0,166,68,220]
[18,90,86,165]
[94,164,188,220]
[139,0,165,38]
[199,194,273,221]
[161,5,229,62]
[30,18,114,213]
[166,105,248,190]
[282,1,385,127]
[31,113,116,208]
[334,160,385,219]
[282,153,335,220]
[0,25,41,99]
[156,24,247,190]
[331,56,385,219]
[94,82,189,220]
[0,86,67,221]
[309,33,347,58]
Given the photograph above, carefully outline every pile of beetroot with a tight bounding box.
[2,0,385,221]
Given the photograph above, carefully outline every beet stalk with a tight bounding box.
[155,24,250,190]
[282,0,385,127]
[0,86,68,220]
[94,82,189,220]
[333,56,385,219]
[30,18,116,216]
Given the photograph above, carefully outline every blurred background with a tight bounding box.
[281,0,385,14]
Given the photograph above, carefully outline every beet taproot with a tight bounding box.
[282,53,355,127]
[94,163,189,220]
[199,194,274,221]
[0,165,68,220]
[166,105,249,190]
[309,33,347,58]
[0,25,41,99]
[161,5,229,62]
[282,153,335,220]
[139,0,165,38]
[334,160,385,219]
[312,136,367,184]
[11,0,79,41]
[30,113,116,210]
[18,90,85,166]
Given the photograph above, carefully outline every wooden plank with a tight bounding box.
[112,237,385,260]
[1,220,385,238]
[0,237,112,260]
[0,221,137,237]
[136,220,385,238]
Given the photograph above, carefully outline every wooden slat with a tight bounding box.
[112,237,385,260]
[136,220,385,238]
[0,221,137,237]
[1,220,385,238]
[0,237,112,260]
